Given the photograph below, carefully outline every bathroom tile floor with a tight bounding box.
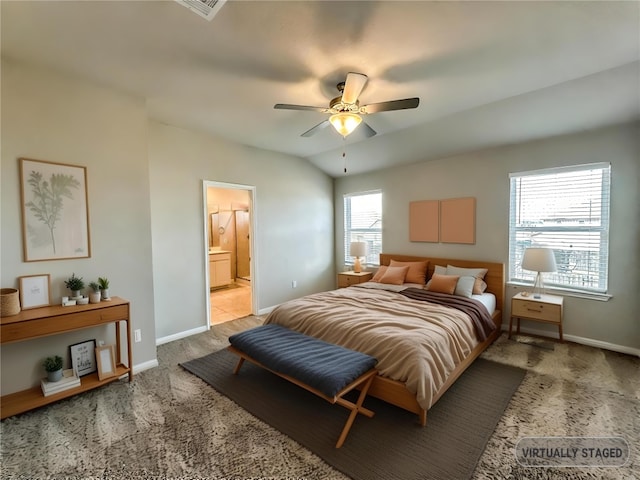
[210,283,252,325]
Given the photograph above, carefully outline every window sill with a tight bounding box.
[507,282,612,302]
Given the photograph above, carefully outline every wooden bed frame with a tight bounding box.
[368,253,505,426]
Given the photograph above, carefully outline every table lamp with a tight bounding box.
[521,247,557,299]
[349,242,366,273]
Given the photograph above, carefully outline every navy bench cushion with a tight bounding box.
[229,324,377,398]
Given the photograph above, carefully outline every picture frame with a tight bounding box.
[70,340,97,377]
[95,345,117,381]
[19,158,91,262]
[18,274,51,309]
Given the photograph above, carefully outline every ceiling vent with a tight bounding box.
[175,0,227,21]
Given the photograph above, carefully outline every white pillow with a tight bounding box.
[434,265,446,275]
[454,276,476,298]
[446,265,488,294]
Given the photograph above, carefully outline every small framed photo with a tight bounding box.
[95,345,116,381]
[18,274,51,309]
[70,340,97,377]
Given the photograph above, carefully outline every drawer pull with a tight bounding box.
[526,308,542,313]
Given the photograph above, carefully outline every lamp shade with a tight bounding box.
[521,248,557,273]
[349,241,366,258]
[330,112,362,137]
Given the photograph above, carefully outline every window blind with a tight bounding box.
[344,191,382,266]
[508,163,611,293]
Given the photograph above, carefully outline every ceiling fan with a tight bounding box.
[274,72,420,138]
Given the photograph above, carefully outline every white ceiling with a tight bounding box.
[2,1,639,177]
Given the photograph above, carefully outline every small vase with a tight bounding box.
[101,289,110,300]
[89,292,101,304]
[47,369,63,382]
[71,290,82,300]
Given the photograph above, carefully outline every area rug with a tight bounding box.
[182,349,526,480]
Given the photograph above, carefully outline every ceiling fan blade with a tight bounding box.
[301,120,330,137]
[341,72,368,104]
[360,121,377,138]
[361,97,420,114]
[274,104,328,113]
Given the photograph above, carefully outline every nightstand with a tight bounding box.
[337,271,373,288]
[509,292,564,341]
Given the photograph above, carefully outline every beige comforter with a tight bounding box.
[264,285,480,410]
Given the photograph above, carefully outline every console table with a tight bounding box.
[1,296,132,419]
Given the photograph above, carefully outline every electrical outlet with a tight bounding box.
[134,329,142,343]
[292,280,297,288]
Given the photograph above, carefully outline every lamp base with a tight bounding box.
[532,272,544,299]
[353,257,362,273]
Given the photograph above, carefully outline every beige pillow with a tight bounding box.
[389,260,429,285]
[426,273,460,295]
[371,266,388,282]
[474,280,488,294]
[446,265,488,294]
[379,265,410,285]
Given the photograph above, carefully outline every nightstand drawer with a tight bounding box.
[337,272,373,288]
[512,299,561,323]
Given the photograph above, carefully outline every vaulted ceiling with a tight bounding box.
[2,1,639,177]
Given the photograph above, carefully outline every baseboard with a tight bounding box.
[132,358,159,374]
[156,325,208,346]
[258,305,277,316]
[504,324,640,357]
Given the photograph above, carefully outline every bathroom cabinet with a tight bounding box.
[209,252,232,288]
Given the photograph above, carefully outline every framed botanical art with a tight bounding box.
[19,158,91,262]
[18,274,51,309]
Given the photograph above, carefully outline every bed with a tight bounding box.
[264,253,505,425]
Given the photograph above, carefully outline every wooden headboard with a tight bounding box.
[379,253,505,326]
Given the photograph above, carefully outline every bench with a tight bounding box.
[227,324,378,448]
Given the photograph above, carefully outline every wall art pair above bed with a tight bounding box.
[409,197,475,244]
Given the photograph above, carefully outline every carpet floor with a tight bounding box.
[0,316,638,479]
[181,349,525,480]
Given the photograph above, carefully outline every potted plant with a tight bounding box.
[64,273,85,299]
[98,277,110,300]
[88,282,101,304]
[43,355,64,382]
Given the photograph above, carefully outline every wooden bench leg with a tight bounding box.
[335,373,375,448]
[233,357,245,375]
[228,345,377,449]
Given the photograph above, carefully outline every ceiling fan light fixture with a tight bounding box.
[329,112,362,137]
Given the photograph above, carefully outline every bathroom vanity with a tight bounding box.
[209,250,232,288]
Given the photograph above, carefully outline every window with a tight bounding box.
[509,163,611,294]
[344,191,382,266]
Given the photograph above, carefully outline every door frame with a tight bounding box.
[202,180,258,328]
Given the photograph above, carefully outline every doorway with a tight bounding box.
[203,181,256,326]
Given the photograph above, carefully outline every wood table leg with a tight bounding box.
[558,323,563,342]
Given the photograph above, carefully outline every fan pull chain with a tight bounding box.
[343,137,348,173]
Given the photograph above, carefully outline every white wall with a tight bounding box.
[148,121,335,340]
[0,60,336,396]
[1,60,157,394]
[335,123,640,352]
